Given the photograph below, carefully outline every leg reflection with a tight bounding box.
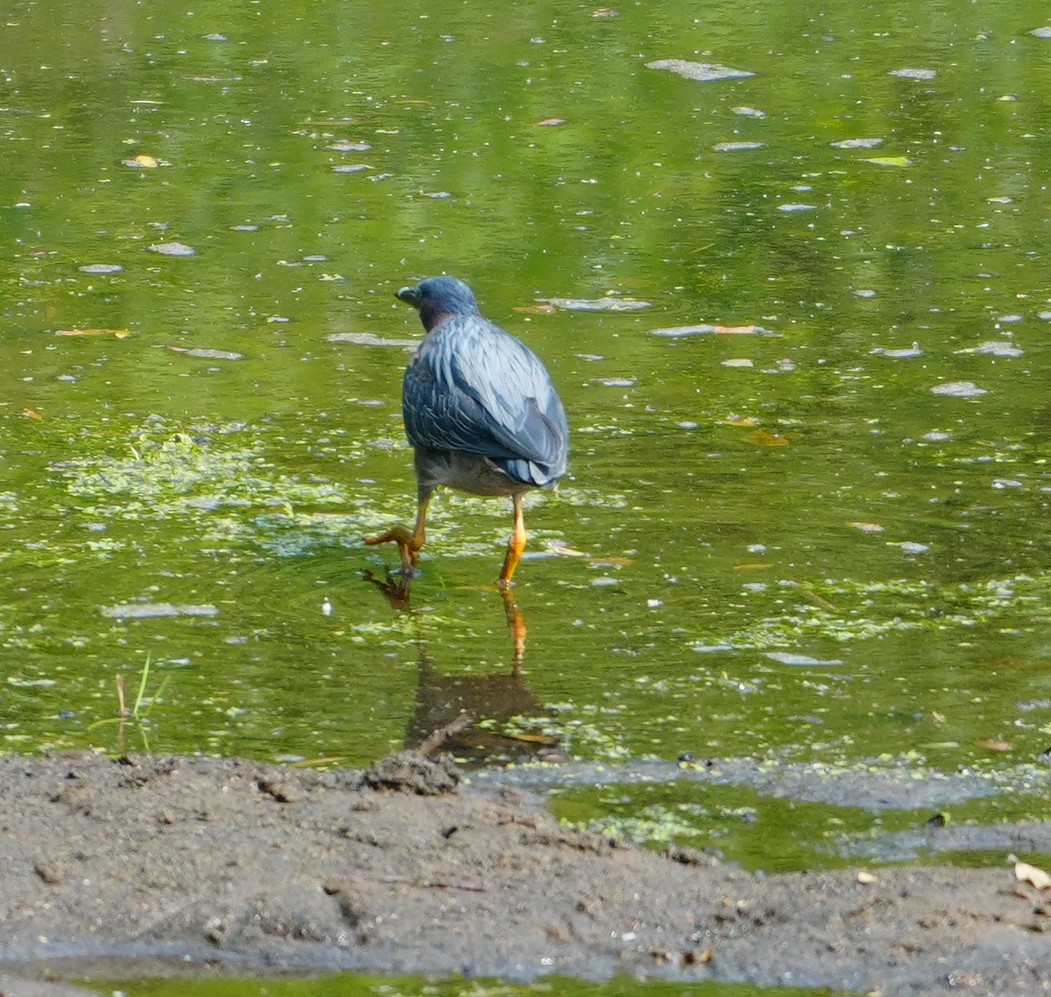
[361,573,557,765]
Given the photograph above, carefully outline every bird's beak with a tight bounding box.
[395,285,421,307]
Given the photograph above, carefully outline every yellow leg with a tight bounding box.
[500,586,527,668]
[365,490,431,574]
[499,493,527,586]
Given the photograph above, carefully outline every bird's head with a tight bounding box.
[396,276,481,331]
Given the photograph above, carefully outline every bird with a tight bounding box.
[365,276,568,586]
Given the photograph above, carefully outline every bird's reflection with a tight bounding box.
[362,571,558,766]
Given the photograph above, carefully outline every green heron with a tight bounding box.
[365,276,568,585]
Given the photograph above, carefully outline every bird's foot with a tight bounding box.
[364,526,421,575]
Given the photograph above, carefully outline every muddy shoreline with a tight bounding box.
[1,751,1048,996]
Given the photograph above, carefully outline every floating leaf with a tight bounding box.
[713,141,766,152]
[531,117,567,126]
[743,429,789,446]
[890,68,937,80]
[765,652,844,666]
[22,408,44,420]
[100,602,219,619]
[873,343,923,358]
[977,738,1014,752]
[546,542,589,557]
[956,341,1024,358]
[168,345,243,361]
[537,296,651,312]
[723,358,755,369]
[513,303,558,315]
[831,137,884,149]
[327,140,371,152]
[931,380,988,398]
[148,242,196,257]
[647,59,755,82]
[121,154,159,168]
[720,415,759,427]
[78,263,123,275]
[862,156,912,168]
[55,328,131,338]
[847,522,884,533]
[652,323,777,338]
[326,332,418,348]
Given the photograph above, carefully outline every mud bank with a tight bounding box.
[0,752,1048,996]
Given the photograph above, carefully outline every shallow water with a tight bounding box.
[80,976,846,997]
[2,0,1049,880]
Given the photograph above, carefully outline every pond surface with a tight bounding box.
[2,0,1049,878]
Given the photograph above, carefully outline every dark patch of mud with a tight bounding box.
[0,752,1048,996]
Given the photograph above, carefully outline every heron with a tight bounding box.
[365,276,568,586]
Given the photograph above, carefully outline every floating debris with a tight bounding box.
[101,603,219,619]
[831,138,884,149]
[332,163,371,174]
[713,141,766,153]
[78,263,123,275]
[537,296,651,312]
[327,140,371,152]
[862,156,911,168]
[327,332,419,348]
[890,68,937,80]
[956,341,1024,358]
[872,343,923,359]
[931,381,988,398]
[168,346,243,361]
[765,652,844,667]
[646,59,755,82]
[744,429,789,446]
[898,542,930,555]
[731,106,766,117]
[148,242,196,257]
[778,203,817,213]
[1029,26,1051,39]
[651,323,777,338]
[55,328,131,339]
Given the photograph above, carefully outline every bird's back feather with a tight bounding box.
[403,315,568,488]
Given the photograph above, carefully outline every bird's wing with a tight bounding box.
[403,316,568,481]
